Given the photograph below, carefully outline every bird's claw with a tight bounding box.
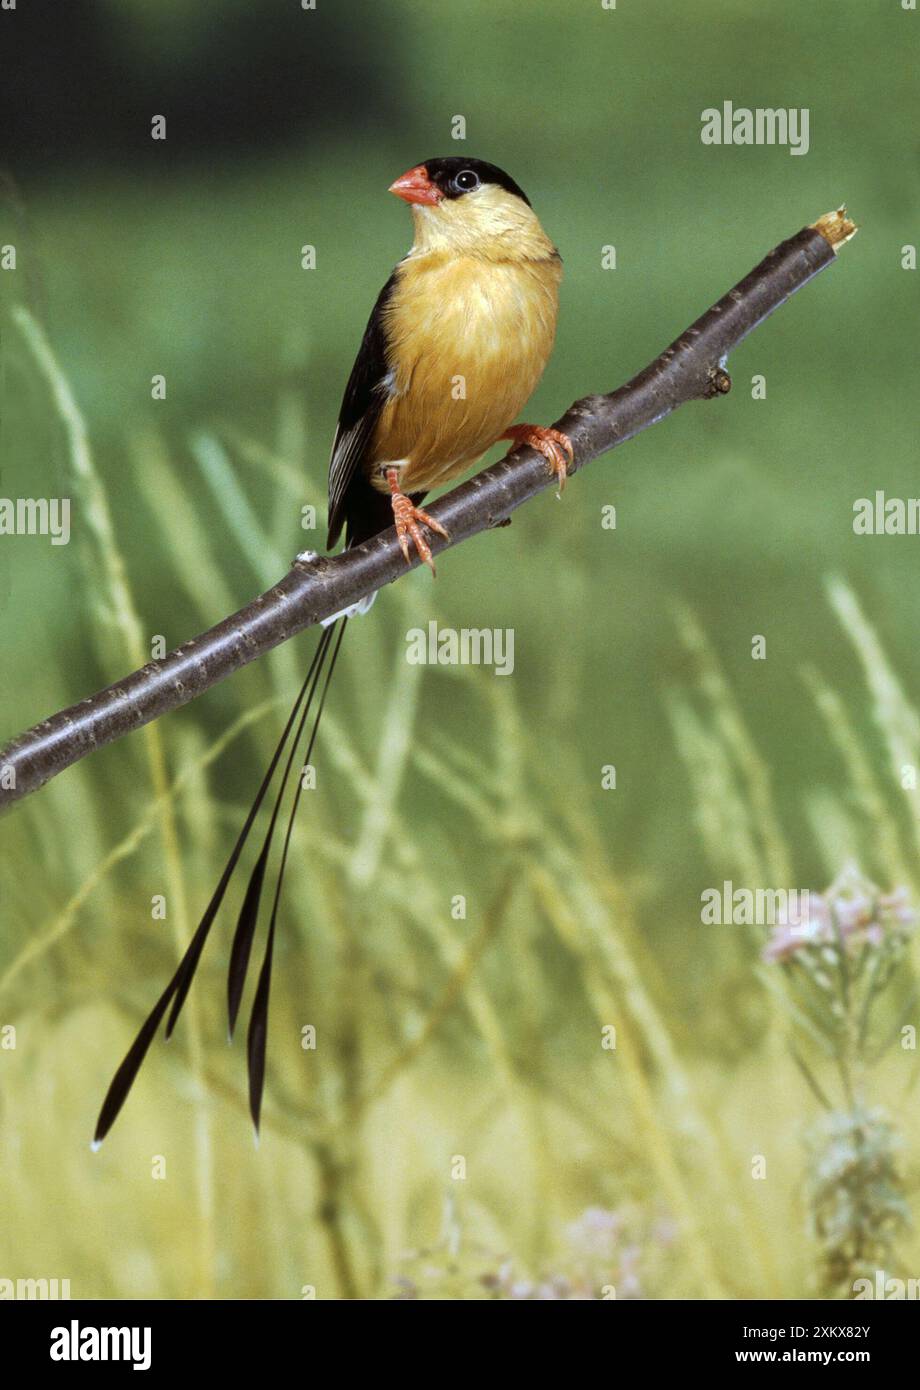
[390,492,449,575]
[502,424,574,494]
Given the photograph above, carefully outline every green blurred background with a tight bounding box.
[1,0,919,1299]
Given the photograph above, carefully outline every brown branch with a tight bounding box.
[0,207,856,811]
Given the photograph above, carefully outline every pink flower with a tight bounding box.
[763,895,830,961]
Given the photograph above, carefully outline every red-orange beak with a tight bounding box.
[388,164,442,207]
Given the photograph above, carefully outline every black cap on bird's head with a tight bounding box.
[389,157,531,208]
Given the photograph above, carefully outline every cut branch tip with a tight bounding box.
[811,206,857,251]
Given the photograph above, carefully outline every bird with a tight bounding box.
[93,157,572,1145]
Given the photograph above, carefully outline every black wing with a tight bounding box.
[326,268,400,549]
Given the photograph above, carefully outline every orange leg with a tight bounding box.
[386,468,449,575]
[500,424,574,493]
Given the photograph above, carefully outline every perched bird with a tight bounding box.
[329,156,571,569]
[93,158,571,1144]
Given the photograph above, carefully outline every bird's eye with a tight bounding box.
[453,169,480,193]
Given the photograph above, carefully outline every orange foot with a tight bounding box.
[387,467,449,575]
[500,424,574,493]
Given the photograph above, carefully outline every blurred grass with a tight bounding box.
[1,0,918,1299]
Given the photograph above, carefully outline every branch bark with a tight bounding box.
[0,208,856,811]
